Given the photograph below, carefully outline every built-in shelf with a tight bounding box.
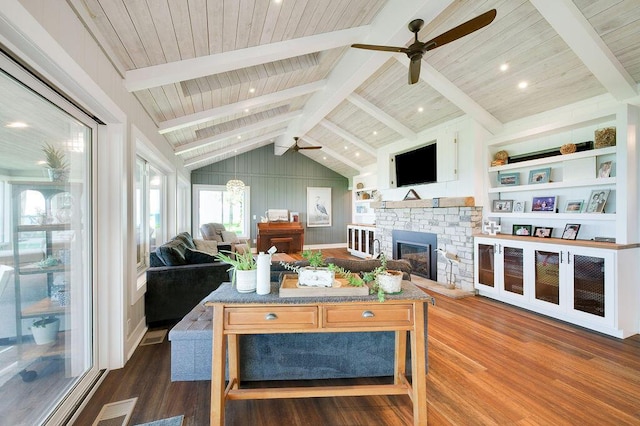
[489,177,616,193]
[487,212,616,221]
[489,146,616,172]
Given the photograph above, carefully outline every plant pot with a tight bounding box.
[376,270,403,293]
[31,318,60,345]
[47,168,68,182]
[235,269,257,293]
[298,267,335,287]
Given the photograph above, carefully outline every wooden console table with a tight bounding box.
[204,281,432,425]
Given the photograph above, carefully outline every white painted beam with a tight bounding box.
[320,119,378,157]
[183,130,285,168]
[396,58,503,134]
[531,0,638,101]
[175,111,301,155]
[159,80,326,134]
[125,26,370,91]
[347,93,416,140]
[300,135,364,173]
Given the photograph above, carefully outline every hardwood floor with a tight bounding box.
[74,249,640,425]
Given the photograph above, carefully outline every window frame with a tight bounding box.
[192,184,251,239]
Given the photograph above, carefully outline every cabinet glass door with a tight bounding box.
[572,254,605,317]
[535,250,560,304]
[503,247,524,295]
[477,244,495,287]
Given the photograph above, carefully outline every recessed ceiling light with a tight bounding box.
[36,160,47,165]
[355,152,360,157]
[249,87,255,93]
[244,109,250,113]
[323,156,327,160]
[274,0,282,3]
[500,63,509,72]
[418,107,424,113]
[344,146,348,150]
[373,130,378,135]
[6,122,28,128]
[237,135,242,139]
[518,81,528,89]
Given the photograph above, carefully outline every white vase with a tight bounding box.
[376,270,403,293]
[256,252,271,295]
[235,269,257,293]
[31,318,60,345]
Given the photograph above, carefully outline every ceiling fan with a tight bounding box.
[351,9,497,84]
[292,136,322,152]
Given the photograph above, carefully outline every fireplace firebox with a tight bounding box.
[392,230,437,280]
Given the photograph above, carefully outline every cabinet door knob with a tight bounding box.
[362,310,375,318]
[265,313,278,320]
[567,251,571,264]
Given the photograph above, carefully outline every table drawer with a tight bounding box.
[224,306,319,330]
[323,304,414,328]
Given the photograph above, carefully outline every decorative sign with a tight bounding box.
[483,220,501,236]
[403,189,420,200]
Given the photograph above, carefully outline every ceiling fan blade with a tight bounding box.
[351,43,409,53]
[423,9,496,51]
[409,56,422,84]
[298,146,322,150]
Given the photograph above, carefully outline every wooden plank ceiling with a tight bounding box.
[2,0,639,178]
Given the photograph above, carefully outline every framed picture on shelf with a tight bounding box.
[564,200,584,213]
[528,167,551,184]
[598,161,613,178]
[512,224,532,236]
[492,199,514,212]
[585,189,610,213]
[289,211,300,222]
[513,201,526,213]
[561,223,581,240]
[498,172,520,186]
[534,227,552,238]
[531,196,557,212]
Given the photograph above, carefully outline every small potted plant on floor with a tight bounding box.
[362,254,403,302]
[215,248,257,293]
[30,316,60,345]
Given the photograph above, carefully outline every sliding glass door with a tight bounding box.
[0,54,97,425]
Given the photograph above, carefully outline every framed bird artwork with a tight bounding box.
[307,187,332,227]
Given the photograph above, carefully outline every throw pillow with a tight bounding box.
[221,231,240,243]
[194,239,218,255]
[185,248,217,264]
[174,232,195,249]
[155,238,188,266]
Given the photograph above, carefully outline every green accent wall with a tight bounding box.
[191,144,351,246]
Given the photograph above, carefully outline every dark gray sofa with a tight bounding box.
[145,232,231,326]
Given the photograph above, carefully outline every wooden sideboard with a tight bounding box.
[256,222,304,253]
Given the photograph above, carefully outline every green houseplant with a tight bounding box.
[30,316,60,345]
[280,250,364,288]
[215,247,257,293]
[42,143,69,182]
[362,254,403,302]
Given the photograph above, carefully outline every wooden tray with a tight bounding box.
[279,274,369,298]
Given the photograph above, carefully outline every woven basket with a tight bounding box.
[595,127,616,148]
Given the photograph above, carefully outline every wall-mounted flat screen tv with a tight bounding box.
[391,143,437,187]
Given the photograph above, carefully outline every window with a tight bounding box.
[193,184,251,239]
[135,156,166,272]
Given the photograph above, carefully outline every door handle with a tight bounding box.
[362,310,375,318]
[265,313,278,320]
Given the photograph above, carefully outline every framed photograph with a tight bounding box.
[598,161,612,178]
[565,200,584,213]
[289,211,299,222]
[561,223,581,240]
[498,172,520,186]
[307,187,331,227]
[492,199,514,212]
[528,167,551,184]
[512,224,532,236]
[585,189,610,213]
[513,201,526,213]
[534,227,553,238]
[531,196,557,212]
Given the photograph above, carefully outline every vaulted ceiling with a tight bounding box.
[69,0,640,178]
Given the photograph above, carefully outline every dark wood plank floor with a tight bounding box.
[74,249,640,425]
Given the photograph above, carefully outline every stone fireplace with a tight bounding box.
[374,200,482,291]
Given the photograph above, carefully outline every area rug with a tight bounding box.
[139,329,167,346]
[134,415,183,426]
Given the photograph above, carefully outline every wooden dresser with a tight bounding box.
[256,222,304,253]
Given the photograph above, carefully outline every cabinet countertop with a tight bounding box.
[474,233,640,250]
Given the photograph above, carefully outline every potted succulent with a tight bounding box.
[362,254,403,302]
[215,248,257,293]
[30,316,60,345]
[281,251,364,288]
[42,142,69,182]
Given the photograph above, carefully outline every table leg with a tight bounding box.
[210,304,226,426]
[228,334,240,389]
[410,301,428,426]
[394,330,407,385]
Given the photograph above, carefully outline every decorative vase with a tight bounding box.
[235,269,257,293]
[298,267,335,287]
[256,252,271,295]
[31,318,60,345]
[47,168,68,182]
[376,270,403,293]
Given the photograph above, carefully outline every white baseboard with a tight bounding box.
[303,243,348,250]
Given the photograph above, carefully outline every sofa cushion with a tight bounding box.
[185,248,217,264]
[194,239,218,255]
[156,238,188,266]
[174,232,196,249]
[221,231,239,243]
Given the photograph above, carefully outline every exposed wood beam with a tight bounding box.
[183,130,285,168]
[175,111,301,155]
[159,80,326,134]
[531,0,638,101]
[274,0,455,155]
[347,93,416,140]
[320,120,377,157]
[396,58,503,135]
[301,135,364,173]
[125,26,370,91]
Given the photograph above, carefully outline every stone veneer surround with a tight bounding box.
[375,206,483,291]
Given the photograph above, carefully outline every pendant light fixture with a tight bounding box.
[226,154,245,196]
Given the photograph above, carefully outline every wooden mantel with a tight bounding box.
[370,196,475,209]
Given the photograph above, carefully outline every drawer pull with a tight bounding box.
[362,310,375,318]
[265,313,278,320]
